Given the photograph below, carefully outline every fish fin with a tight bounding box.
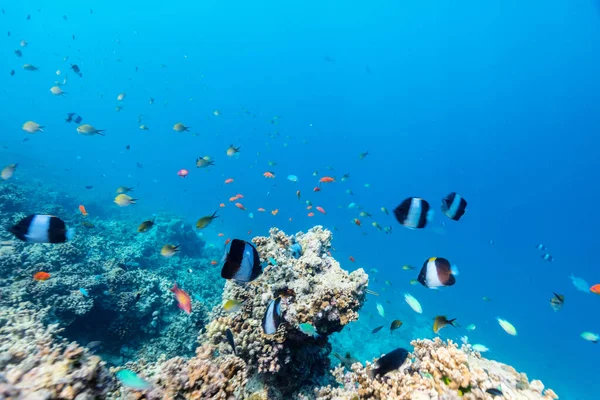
[212,210,219,219]
[367,366,377,380]
[450,265,460,276]
[426,209,434,222]
[95,130,105,136]
[448,319,458,328]
[66,227,76,241]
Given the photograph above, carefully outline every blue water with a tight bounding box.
[2,0,600,398]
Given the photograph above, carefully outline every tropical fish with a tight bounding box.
[472,344,490,353]
[225,328,237,355]
[263,171,275,178]
[298,322,320,338]
[319,176,335,183]
[402,265,415,271]
[316,206,326,214]
[465,324,476,331]
[50,86,67,96]
[536,244,546,252]
[485,388,503,398]
[115,369,151,391]
[117,92,126,101]
[223,299,243,313]
[196,156,215,168]
[541,253,553,262]
[371,325,384,334]
[22,121,44,133]
[376,303,385,317]
[196,211,218,229]
[367,348,409,379]
[581,332,599,343]
[10,215,75,243]
[77,124,104,136]
[161,244,180,257]
[262,297,282,334]
[1,163,17,180]
[23,64,39,71]
[177,169,189,178]
[549,292,564,311]
[287,175,298,182]
[359,151,369,159]
[138,219,155,233]
[441,192,467,221]
[33,271,51,281]
[404,293,423,314]
[171,283,191,314]
[591,284,600,295]
[79,205,88,216]
[497,318,517,336]
[173,122,190,132]
[333,352,360,369]
[221,239,262,282]
[570,274,590,293]
[390,320,402,332]
[226,145,241,156]
[114,194,136,207]
[116,185,136,194]
[394,197,433,229]
[79,288,89,297]
[433,316,457,334]
[417,257,458,288]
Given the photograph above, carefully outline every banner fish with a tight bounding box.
[221,239,262,283]
[10,215,75,243]
[394,197,433,229]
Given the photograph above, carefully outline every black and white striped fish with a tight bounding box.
[393,197,433,229]
[221,239,262,282]
[417,257,458,288]
[262,297,283,335]
[10,214,75,243]
[441,192,467,221]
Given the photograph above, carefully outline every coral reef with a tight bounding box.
[316,338,558,400]
[0,303,115,399]
[0,181,221,362]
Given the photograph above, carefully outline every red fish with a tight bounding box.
[177,169,189,178]
[224,178,234,184]
[225,238,231,245]
[316,206,326,214]
[591,284,600,295]
[349,256,355,262]
[218,233,224,237]
[353,218,361,226]
[313,187,321,192]
[308,212,315,217]
[263,171,275,178]
[79,205,88,216]
[210,260,218,265]
[235,202,246,210]
[219,203,226,208]
[170,283,191,314]
[319,176,335,183]
[33,271,51,281]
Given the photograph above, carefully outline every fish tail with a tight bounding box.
[95,130,105,136]
[211,210,219,219]
[130,198,137,204]
[170,282,178,292]
[367,367,377,380]
[448,318,458,327]
[66,227,76,241]
[450,264,460,276]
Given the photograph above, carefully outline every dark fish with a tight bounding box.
[136,162,143,168]
[549,292,564,312]
[22,138,29,142]
[333,352,360,369]
[441,192,467,221]
[367,348,409,379]
[14,50,22,57]
[65,112,76,123]
[262,297,282,335]
[85,185,93,189]
[433,316,457,333]
[70,64,82,77]
[418,257,456,288]
[394,197,432,229]
[72,34,75,40]
[74,115,82,124]
[221,239,262,282]
[371,325,384,334]
[125,145,130,150]
[26,14,31,20]
[63,15,68,20]
[541,253,553,262]
[10,70,15,76]
[137,219,155,233]
[135,291,141,301]
[10,214,74,243]
[390,320,402,332]
[225,328,237,355]
[486,388,503,397]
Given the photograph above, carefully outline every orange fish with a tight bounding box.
[349,256,355,262]
[271,209,279,215]
[236,194,244,199]
[225,238,231,245]
[307,212,314,217]
[263,171,275,178]
[79,205,88,216]
[170,283,191,314]
[218,233,224,237]
[320,176,335,183]
[225,178,234,184]
[313,187,321,192]
[220,203,226,208]
[353,218,361,226]
[316,206,326,214]
[327,251,332,256]
[33,271,51,281]
[235,202,246,210]
[591,284,600,294]
[210,260,218,265]
[258,208,266,212]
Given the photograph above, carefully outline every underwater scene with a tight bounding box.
[1,0,599,399]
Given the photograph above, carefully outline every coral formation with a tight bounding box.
[316,338,559,400]
[0,304,115,399]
